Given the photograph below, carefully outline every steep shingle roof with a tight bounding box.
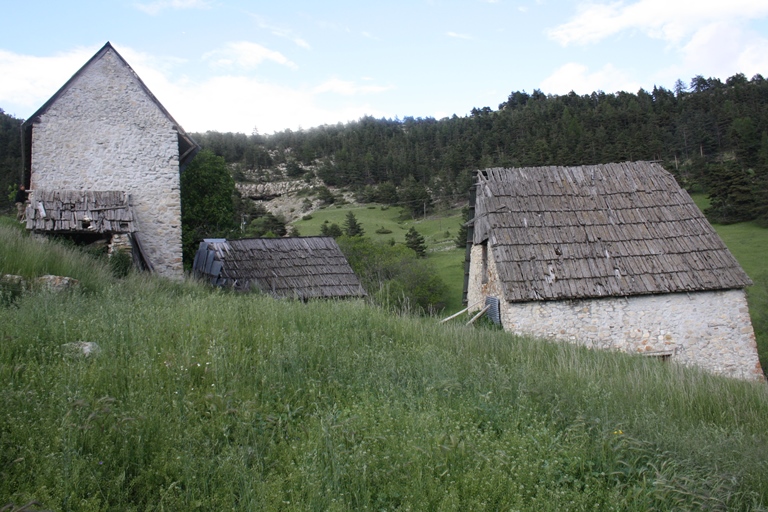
[194,237,367,300]
[472,162,752,302]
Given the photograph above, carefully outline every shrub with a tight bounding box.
[336,235,447,313]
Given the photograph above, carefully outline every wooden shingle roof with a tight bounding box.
[472,162,752,302]
[26,189,135,234]
[194,237,367,300]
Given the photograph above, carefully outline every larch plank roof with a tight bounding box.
[194,237,367,300]
[26,189,135,234]
[472,162,752,302]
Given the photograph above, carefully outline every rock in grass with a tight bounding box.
[36,275,79,292]
[62,341,101,358]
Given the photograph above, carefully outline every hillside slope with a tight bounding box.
[2,222,768,510]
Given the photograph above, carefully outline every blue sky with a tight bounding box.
[1,0,767,134]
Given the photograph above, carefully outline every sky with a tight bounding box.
[1,0,767,135]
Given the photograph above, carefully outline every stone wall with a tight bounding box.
[29,49,183,278]
[467,244,764,381]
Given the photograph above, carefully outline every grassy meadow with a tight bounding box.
[296,199,768,375]
[294,204,466,313]
[2,220,768,510]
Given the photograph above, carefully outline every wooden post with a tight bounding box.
[439,299,484,323]
[466,304,491,326]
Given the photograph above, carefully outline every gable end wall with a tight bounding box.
[29,49,182,278]
[467,244,764,380]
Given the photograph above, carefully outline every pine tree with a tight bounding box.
[405,226,427,257]
[454,206,470,248]
[343,211,365,237]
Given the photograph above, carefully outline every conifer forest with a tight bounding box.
[3,73,768,224]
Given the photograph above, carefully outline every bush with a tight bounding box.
[336,235,448,314]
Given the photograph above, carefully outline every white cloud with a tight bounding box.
[540,62,642,95]
[0,45,389,134]
[681,22,768,78]
[202,42,297,70]
[547,0,768,46]
[249,15,311,49]
[0,46,98,113]
[163,75,387,134]
[313,78,393,96]
[134,0,211,16]
[446,32,472,40]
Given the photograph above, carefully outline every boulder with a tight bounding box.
[35,275,80,292]
[61,341,101,358]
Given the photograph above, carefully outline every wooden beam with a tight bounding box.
[466,304,491,326]
[439,298,484,324]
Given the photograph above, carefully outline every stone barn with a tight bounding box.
[464,162,764,380]
[193,237,367,300]
[20,42,199,278]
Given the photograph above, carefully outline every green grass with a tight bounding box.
[297,199,768,363]
[295,205,466,313]
[2,221,768,510]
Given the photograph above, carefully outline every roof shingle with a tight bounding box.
[472,162,752,302]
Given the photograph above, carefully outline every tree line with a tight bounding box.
[3,72,768,223]
[192,73,768,225]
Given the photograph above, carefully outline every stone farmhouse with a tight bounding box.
[193,237,367,300]
[464,162,764,380]
[21,42,199,278]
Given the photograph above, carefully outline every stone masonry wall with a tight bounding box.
[30,49,183,278]
[467,245,764,381]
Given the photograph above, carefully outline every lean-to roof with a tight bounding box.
[194,237,367,300]
[26,189,135,234]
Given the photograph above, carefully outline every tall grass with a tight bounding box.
[0,217,113,293]
[2,222,768,510]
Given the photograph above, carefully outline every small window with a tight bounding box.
[481,242,488,284]
[644,350,674,362]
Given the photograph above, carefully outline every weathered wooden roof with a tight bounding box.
[194,237,367,300]
[472,162,752,302]
[26,189,135,234]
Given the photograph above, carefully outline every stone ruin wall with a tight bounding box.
[29,49,183,278]
[467,244,764,381]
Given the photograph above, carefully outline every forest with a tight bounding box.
[2,73,768,224]
[191,73,768,225]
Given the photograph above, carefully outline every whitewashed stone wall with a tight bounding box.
[467,244,764,381]
[29,49,183,278]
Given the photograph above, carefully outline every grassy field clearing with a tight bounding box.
[294,205,466,313]
[2,215,768,510]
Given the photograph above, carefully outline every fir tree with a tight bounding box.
[343,211,365,237]
[405,226,427,257]
[454,206,470,248]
